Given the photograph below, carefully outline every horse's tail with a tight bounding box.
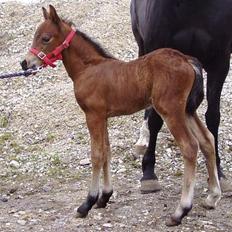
[186,58,204,115]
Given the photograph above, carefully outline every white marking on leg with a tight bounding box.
[135,119,149,149]
[173,179,195,219]
[205,165,221,208]
[103,156,113,193]
[89,166,101,197]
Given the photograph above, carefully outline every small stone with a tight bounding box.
[42,185,52,192]
[9,160,20,169]
[30,219,39,225]
[93,213,102,220]
[9,187,18,194]
[18,211,26,215]
[15,195,24,200]
[17,219,27,226]
[117,168,126,173]
[103,223,113,228]
[8,209,17,214]
[79,158,91,166]
[0,196,8,202]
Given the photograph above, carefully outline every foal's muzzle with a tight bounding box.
[20,60,28,70]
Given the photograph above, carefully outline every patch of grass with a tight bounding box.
[50,153,62,166]
[68,171,81,181]
[0,133,13,153]
[130,160,141,169]
[0,116,9,128]
[10,141,23,154]
[9,154,20,161]
[26,145,41,153]
[76,132,88,144]
[48,166,63,177]
[0,132,12,144]
[46,133,56,142]
[0,133,24,154]
[47,166,70,180]
[174,170,183,177]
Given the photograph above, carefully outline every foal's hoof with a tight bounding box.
[140,179,162,194]
[220,178,232,193]
[96,190,113,208]
[95,201,107,209]
[201,199,216,210]
[165,217,181,227]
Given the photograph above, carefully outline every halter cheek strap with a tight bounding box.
[29,29,76,68]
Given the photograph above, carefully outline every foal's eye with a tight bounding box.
[42,36,51,44]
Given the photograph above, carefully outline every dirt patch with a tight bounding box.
[0,0,232,231]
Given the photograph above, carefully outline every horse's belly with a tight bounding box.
[107,95,150,117]
[171,28,212,59]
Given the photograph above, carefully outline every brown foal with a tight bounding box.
[21,5,221,226]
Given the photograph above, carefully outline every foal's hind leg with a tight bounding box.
[77,113,109,218]
[161,114,198,226]
[188,114,221,208]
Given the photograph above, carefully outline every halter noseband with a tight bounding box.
[30,29,76,68]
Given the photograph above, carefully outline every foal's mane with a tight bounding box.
[62,18,115,59]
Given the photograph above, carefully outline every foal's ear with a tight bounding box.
[49,5,61,24]
[42,7,49,20]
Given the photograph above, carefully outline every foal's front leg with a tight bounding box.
[77,114,110,218]
[96,125,113,208]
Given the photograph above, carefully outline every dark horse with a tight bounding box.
[21,5,221,226]
[131,0,232,193]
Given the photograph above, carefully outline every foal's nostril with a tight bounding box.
[21,60,28,70]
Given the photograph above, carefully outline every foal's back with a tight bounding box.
[75,48,194,117]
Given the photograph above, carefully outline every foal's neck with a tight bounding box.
[62,28,114,81]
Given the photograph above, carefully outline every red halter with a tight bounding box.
[30,29,76,68]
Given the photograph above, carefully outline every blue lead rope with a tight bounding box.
[0,66,43,79]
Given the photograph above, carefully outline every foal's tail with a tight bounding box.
[186,58,204,115]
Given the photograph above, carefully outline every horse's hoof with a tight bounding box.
[220,178,232,193]
[140,179,162,194]
[76,211,88,218]
[165,217,181,227]
[76,206,89,218]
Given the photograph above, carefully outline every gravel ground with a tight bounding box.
[0,1,232,231]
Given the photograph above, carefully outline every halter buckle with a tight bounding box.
[37,51,46,60]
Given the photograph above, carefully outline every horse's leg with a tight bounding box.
[140,108,163,193]
[163,115,198,226]
[188,114,221,208]
[76,114,108,218]
[131,14,152,155]
[206,55,231,191]
[96,130,113,208]
[135,108,151,154]
[130,1,145,58]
